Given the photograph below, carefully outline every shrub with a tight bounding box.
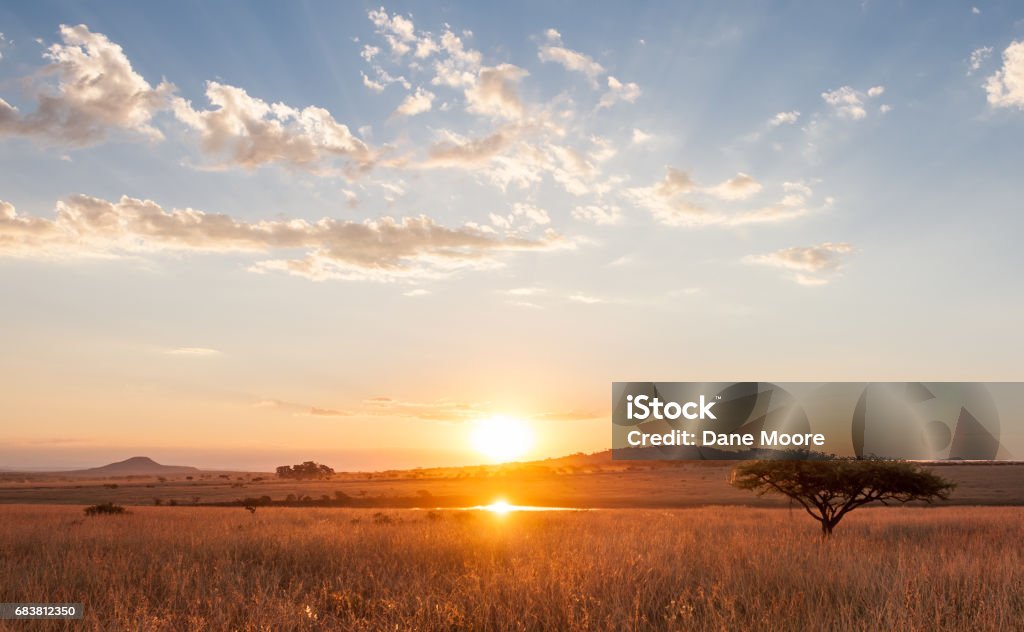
[84,503,127,516]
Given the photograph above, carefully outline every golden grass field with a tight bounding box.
[1,504,1022,631]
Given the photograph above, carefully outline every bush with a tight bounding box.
[84,503,127,516]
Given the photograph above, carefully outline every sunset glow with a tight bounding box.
[470,417,534,463]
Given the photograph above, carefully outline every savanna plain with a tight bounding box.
[1,502,1023,630]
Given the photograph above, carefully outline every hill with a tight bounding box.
[67,456,200,477]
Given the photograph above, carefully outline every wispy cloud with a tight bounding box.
[0,195,566,281]
[164,347,221,357]
[745,242,855,285]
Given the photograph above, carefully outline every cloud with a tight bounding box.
[627,170,827,228]
[572,204,621,225]
[568,292,605,304]
[986,40,1024,110]
[538,29,605,86]
[770,110,800,126]
[706,172,763,201]
[367,7,436,59]
[504,286,545,296]
[745,242,854,285]
[164,347,221,357]
[431,30,482,88]
[631,128,652,144]
[360,396,485,421]
[402,288,430,297]
[361,71,386,93]
[466,64,529,119]
[968,46,993,76]
[821,85,884,120]
[599,76,641,108]
[171,82,372,171]
[0,24,173,146]
[0,195,565,281]
[422,129,512,167]
[254,398,354,418]
[489,202,551,232]
[626,167,711,226]
[394,87,435,116]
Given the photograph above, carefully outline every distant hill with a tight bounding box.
[68,456,199,476]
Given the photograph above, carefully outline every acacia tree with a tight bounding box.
[731,460,955,538]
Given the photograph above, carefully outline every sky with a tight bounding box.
[1,1,1022,470]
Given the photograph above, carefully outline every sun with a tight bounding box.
[483,500,513,514]
[470,416,534,463]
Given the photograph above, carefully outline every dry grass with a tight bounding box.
[0,505,1021,631]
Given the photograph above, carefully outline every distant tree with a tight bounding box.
[732,460,956,538]
[275,461,335,480]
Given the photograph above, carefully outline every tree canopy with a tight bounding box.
[276,461,335,480]
[731,459,956,537]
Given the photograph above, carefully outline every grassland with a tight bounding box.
[1,505,1022,631]
[2,460,1023,508]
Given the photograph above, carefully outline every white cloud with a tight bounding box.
[628,169,826,228]
[821,85,884,120]
[164,347,221,357]
[361,72,385,93]
[403,288,430,297]
[631,128,652,144]
[705,172,763,201]
[599,76,641,108]
[572,204,622,225]
[745,242,854,285]
[968,46,993,75]
[505,286,545,296]
[360,45,380,62]
[171,82,372,171]
[538,29,605,86]
[490,202,551,231]
[422,129,512,168]
[431,30,482,88]
[465,64,529,119]
[394,87,435,116]
[0,194,565,281]
[986,40,1024,110]
[972,6,981,15]
[568,292,605,304]
[821,86,866,119]
[367,7,419,58]
[0,24,173,146]
[770,110,800,126]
